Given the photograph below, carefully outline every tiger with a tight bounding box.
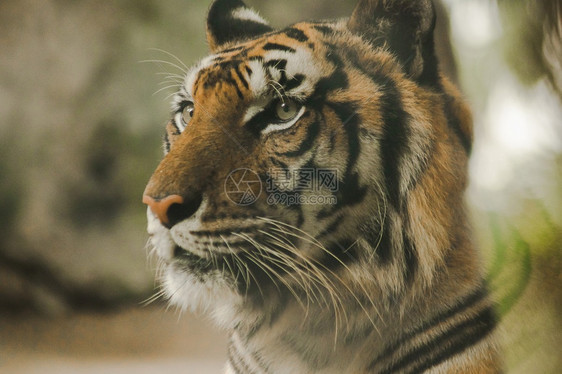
[142,0,501,372]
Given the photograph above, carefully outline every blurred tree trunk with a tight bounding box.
[497,0,562,100]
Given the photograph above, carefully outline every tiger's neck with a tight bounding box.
[225,256,499,374]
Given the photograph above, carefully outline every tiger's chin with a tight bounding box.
[160,259,246,328]
[147,212,245,325]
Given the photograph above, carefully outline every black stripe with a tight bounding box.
[311,69,349,99]
[402,229,417,282]
[417,20,442,90]
[346,44,435,200]
[343,46,412,211]
[278,70,288,87]
[265,58,288,87]
[285,74,305,91]
[163,132,171,154]
[233,65,249,90]
[268,156,289,171]
[230,69,244,99]
[362,216,391,264]
[191,240,254,249]
[245,106,278,135]
[246,100,310,136]
[219,45,246,54]
[228,341,254,374]
[227,358,243,374]
[208,18,272,47]
[314,170,368,220]
[192,69,205,98]
[321,239,359,271]
[375,75,410,211]
[316,101,366,219]
[265,59,287,70]
[275,119,320,157]
[263,42,296,53]
[170,115,182,133]
[249,55,264,63]
[312,25,335,36]
[367,285,488,370]
[227,344,242,374]
[343,45,431,278]
[189,226,260,237]
[234,65,250,89]
[323,43,345,68]
[384,307,496,374]
[202,60,246,99]
[377,217,394,264]
[284,27,308,42]
[292,201,305,228]
[335,172,367,208]
[327,101,360,174]
[404,309,496,373]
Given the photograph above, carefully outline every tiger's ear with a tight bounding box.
[348,0,438,86]
[207,0,273,52]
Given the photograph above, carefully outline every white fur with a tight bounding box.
[224,363,236,374]
[173,111,187,132]
[264,48,326,99]
[231,7,268,25]
[146,208,175,261]
[180,56,216,100]
[247,59,269,98]
[163,264,242,327]
[243,94,271,122]
[243,104,265,123]
[147,196,258,326]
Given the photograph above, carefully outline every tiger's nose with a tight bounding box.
[142,194,202,228]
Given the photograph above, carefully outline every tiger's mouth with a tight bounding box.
[172,245,234,273]
[168,224,264,261]
[150,213,322,293]
[168,228,257,273]
[168,225,258,261]
[168,227,304,282]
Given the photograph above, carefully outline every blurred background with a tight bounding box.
[0,0,560,373]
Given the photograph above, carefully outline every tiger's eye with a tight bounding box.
[275,99,300,122]
[182,102,195,124]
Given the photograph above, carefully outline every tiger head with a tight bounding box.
[143,0,473,326]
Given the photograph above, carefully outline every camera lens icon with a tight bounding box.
[224,168,262,206]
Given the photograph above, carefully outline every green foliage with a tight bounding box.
[486,214,532,318]
[478,202,562,373]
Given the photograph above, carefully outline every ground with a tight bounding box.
[0,306,227,374]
